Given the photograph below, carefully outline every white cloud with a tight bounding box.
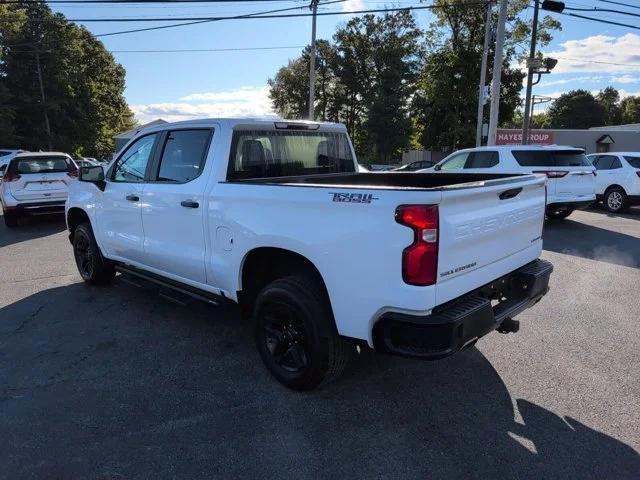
[341,0,364,12]
[539,74,640,88]
[544,33,640,73]
[130,85,276,123]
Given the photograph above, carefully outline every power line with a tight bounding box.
[2,2,486,22]
[564,5,640,18]
[554,56,640,68]
[111,45,306,52]
[597,0,640,10]
[560,11,640,30]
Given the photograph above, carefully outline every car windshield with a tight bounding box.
[624,156,640,168]
[227,129,355,180]
[13,156,70,174]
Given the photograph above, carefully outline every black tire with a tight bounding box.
[253,275,350,390]
[73,222,116,284]
[546,206,574,220]
[3,211,19,228]
[604,187,628,213]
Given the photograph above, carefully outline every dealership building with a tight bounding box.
[495,123,640,154]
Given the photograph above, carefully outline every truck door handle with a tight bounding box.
[126,194,139,202]
[180,200,199,208]
[499,187,522,200]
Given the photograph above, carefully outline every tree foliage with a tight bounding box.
[0,1,134,156]
[268,3,560,161]
[546,87,640,129]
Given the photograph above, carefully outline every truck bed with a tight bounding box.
[229,172,530,190]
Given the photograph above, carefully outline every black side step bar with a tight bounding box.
[115,264,224,306]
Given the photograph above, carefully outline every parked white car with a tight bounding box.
[422,145,596,219]
[0,149,25,176]
[586,152,640,213]
[1,152,78,227]
[66,118,552,390]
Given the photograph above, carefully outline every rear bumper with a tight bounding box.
[4,200,66,215]
[372,259,553,359]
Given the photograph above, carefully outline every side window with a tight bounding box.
[0,164,6,177]
[512,151,553,167]
[595,155,616,170]
[155,129,212,183]
[590,156,600,168]
[440,152,469,170]
[112,133,158,183]
[610,157,622,169]
[465,151,499,169]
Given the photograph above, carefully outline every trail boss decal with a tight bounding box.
[330,192,379,204]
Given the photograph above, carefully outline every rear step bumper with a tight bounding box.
[372,259,553,359]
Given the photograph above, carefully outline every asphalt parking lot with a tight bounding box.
[1,208,639,479]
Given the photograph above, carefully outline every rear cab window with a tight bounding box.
[227,128,355,180]
[512,150,590,168]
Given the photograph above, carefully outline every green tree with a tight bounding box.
[596,87,622,126]
[412,0,559,150]
[0,1,134,156]
[620,96,640,124]
[547,90,605,129]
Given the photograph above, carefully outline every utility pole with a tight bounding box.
[475,1,493,147]
[34,48,53,151]
[486,0,508,146]
[308,0,319,121]
[521,0,541,145]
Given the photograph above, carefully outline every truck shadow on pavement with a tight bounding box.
[1,280,638,479]
[0,213,66,248]
[543,219,640,269]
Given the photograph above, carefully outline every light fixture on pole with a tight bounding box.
[521,0,564,145]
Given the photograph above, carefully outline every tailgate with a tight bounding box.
[9,173,70,201]
[437,175,545,287]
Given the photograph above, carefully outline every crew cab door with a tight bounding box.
[140,128,213,285]
[97,132,160,263]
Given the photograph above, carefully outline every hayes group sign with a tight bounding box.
[496,129,555,145]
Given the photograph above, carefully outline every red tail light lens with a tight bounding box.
[395,205,439,286]
[67,162,79,178]
[3,171,20,182]
[532,170,569,178]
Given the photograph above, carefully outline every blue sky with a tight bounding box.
[49,0,640,123]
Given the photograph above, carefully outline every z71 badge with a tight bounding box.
[330,192,379,204]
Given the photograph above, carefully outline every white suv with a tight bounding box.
[424,145,596,219]
[1,152,78,227]
[586,152,640,213]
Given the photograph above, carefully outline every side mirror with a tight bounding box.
[80,165,105,189]
[434,164,442,171]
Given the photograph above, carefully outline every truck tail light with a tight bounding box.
[532,170,568,178]
[395,205,438,286]
[3,171,20,182]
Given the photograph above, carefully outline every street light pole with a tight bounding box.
[475,1,493,147]
[486,0,508,146]
[522,0,541,145]
[308,0,319,121]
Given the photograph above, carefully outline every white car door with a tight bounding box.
[591,155,619,195]
[97,132,160,263]
[140,128,213,285]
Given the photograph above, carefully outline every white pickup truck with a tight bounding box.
[66,119,552,390]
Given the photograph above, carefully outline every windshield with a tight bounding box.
[12,156,71,174]
[227,130,355,180]
[624,156,640,168]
